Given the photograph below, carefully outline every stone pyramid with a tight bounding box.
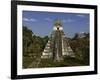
[41,19,75,62]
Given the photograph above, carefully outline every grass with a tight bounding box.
[23,56,34,68]
[38,56,88,68]
[23,55,89,68]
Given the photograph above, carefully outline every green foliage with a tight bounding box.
[23,26,89,68]
[69,33,89,65]
[23,56,34,68]
[23,26,49,68]
[38,56,86,68]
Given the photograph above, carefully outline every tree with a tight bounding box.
[23,26,33,56]
[69,32,89,65]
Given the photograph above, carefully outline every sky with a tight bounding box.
[22,11,89,38]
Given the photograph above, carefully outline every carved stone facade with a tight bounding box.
[41,19,75,62]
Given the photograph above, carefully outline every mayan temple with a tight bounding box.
[41,19,75,62]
